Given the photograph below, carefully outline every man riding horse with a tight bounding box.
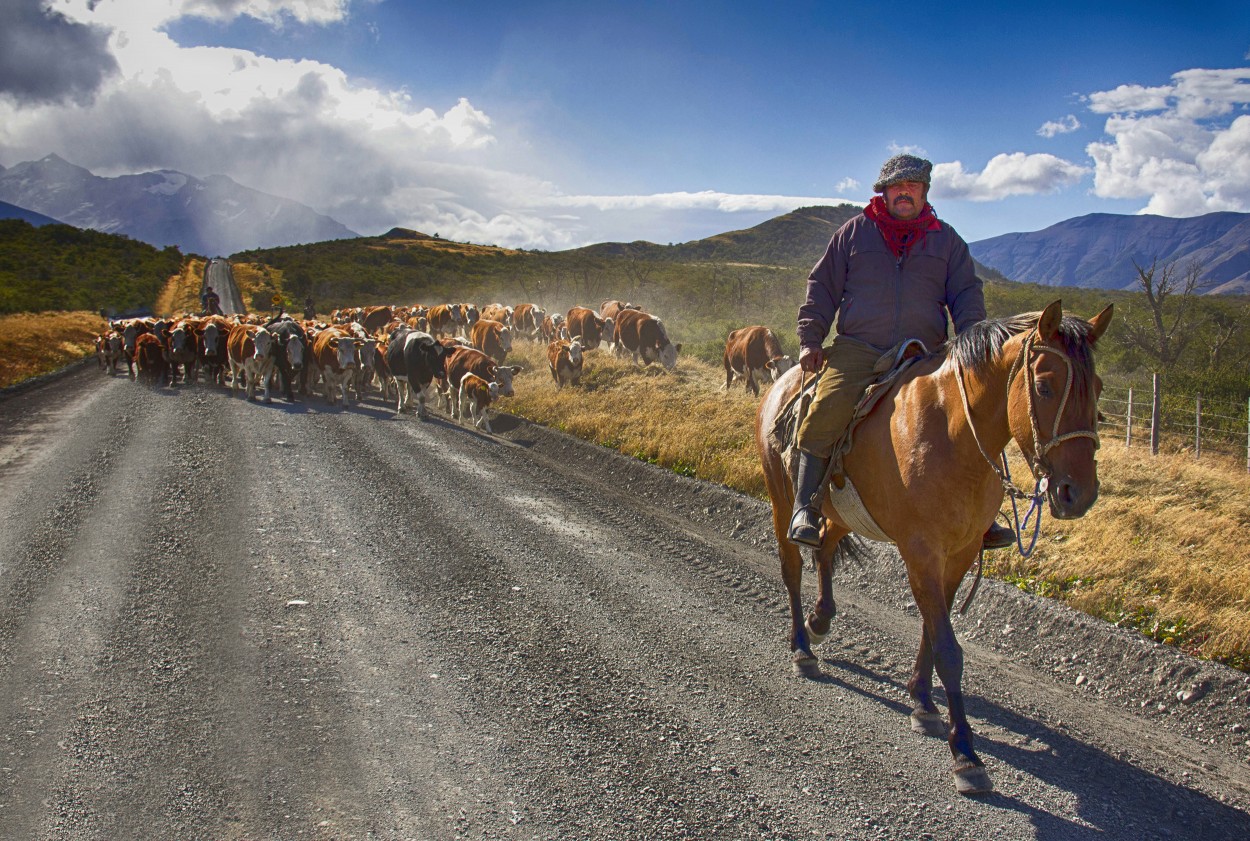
[788,153,1014,551]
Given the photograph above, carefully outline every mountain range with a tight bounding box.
[969,212,1250,295]
[1,154,1247,295]
[0,155,358,257]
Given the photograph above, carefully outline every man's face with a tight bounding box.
[883,180,927,221]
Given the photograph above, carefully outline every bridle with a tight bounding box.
[955,326,1100,556]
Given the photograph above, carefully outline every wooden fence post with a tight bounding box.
[1126,387,1133,448]
[1151,374,1161,456]
[1195,393,1202,460]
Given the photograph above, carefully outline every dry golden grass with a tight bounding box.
[154,257,207,317]
[0,311,107,389]
[503,341,1250,670]
[229,262,286,312]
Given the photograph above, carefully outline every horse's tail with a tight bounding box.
[830,533,874,569]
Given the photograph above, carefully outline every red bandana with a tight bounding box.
[864,195,941,258]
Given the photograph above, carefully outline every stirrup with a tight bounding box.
[982,521,1015,550]
[788,506,824,548]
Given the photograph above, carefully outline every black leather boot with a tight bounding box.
[982,520,1015,550]
[787,451,831,547]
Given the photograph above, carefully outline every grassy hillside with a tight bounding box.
[0,219,185,316]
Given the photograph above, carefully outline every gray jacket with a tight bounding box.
[797,212,984,353]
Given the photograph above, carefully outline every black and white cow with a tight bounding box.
[385,328,452,418]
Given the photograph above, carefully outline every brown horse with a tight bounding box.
[756,300,1112,795]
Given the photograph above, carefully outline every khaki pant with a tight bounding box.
[795,337,884,459]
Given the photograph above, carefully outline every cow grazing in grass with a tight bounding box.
[566,306,612,351]
[513,303,544,339]
[613,309,681,371]
[722,325,795,396]
[547,339,584,389]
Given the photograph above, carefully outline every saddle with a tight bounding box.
[770,339,930,543]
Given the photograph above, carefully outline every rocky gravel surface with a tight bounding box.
[0,363,1247,840]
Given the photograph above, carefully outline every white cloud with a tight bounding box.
[1037,114,1081,138]
[1084,66,1250,216]
[933,153,1088,201]
[835,177,860,193]
[0,0,118,105]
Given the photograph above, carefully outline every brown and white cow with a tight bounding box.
[458,303,480,337]
[227,323,277,401]
[426,303,463,338]
[311,326,363,406]
[360,305,394,335]
[722,325,795,396]
[540,312,567,343]
[96,332,124,374]
[197,315,233,386]
[117,318,151,378]
[457,372,500,432]
[547,339,584,389]
[613,308,681,371]
[133,332,169,387]
[599,300,641,321]
[165,319,200,385]
[469,318,512,364]
[512,303,544,339]
[438,346,522,422]
[566,306,612,351]
[481,303,513,326]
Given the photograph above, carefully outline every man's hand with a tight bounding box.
[799,345,823,373]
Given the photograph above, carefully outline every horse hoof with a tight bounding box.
[792,651,821,678]
[952,761,993,796]
[909,710,946,737]
[804,618,827,647]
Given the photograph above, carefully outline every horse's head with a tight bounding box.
[1007,300,1113,519]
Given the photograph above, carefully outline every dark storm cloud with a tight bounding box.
[0,0,118,106]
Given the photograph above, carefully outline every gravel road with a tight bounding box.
[0,363,1248,840]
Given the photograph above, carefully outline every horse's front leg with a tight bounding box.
[803,529,843,646]
[907,554,993,796]
[907,627,944,737]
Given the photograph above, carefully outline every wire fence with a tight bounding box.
[1099,381,1250,471]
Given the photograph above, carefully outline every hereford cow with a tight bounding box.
[118,318,151,378]
[722,325,795,396]
[227,323,277,401]
[426,303,462,338]
[613,308,681,371]
[512,303,544,339]
[458,303,480,337]
[96,332,124,374]
[599,300,641,321]
[360,305,394,336]
[566,306,612,351]
[469,318,512,363]
[197,316,233,387]
[133,332,169,387]
[311,326,363,406]
[165,320,200,385]
[481,303,512,326]
[439,346,522,423]
[540,313,567,343]
[547,339,584,389]
[385,328,451,418]
[457,372,501,432]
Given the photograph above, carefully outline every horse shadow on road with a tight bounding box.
[810,655,1248,840]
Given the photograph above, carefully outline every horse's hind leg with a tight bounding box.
[906,550,992,795]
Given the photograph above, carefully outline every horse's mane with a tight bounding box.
[943,311,1099,394]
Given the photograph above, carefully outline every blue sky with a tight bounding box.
[2,0,1249,249]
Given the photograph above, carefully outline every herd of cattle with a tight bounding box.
[95,298,797,430]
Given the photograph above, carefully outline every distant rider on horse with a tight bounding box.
[202,286,222,316]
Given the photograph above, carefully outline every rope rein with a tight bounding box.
[954,328,1100,558]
